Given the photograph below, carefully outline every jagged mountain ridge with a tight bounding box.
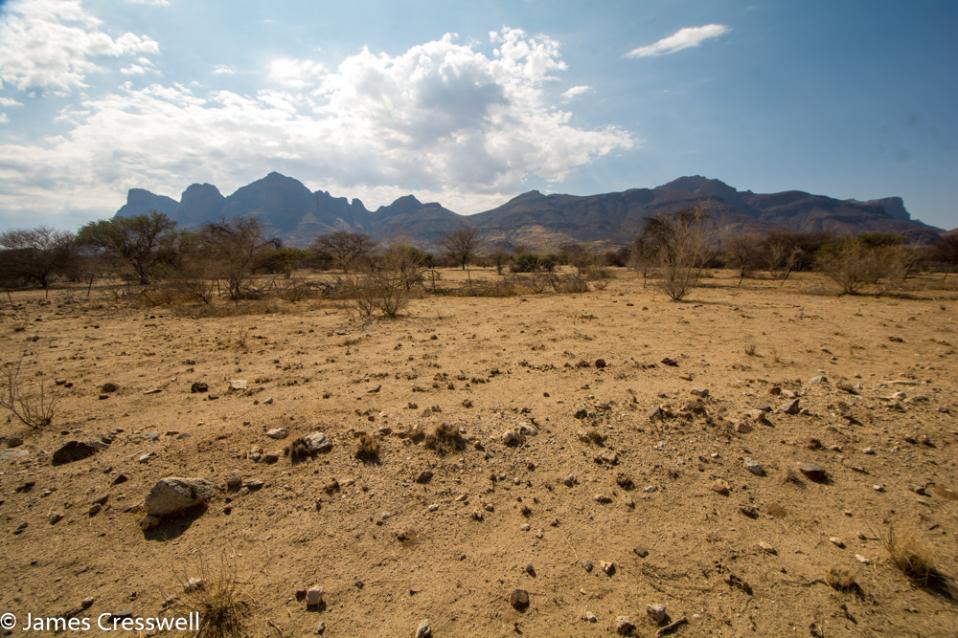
[114,173,942,248]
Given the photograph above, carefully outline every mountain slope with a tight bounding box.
[113,173,942,248]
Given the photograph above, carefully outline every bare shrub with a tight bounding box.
[0,354,57,430]
[723,234,765,285]
[817,234,910,294]
[641,210,710,301]
[175,555,249,638]
[352,269,410,320]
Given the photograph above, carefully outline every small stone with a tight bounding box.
[633,547,649,558]
[502,429,521,446]
[744,458,765,476]
[710,479,730,495]
[184,577,205,593]
[48,512,63,524]
[855,554,870,564]
[415,619,432,638]
[52,441,98,466]
[594,494,613,504]
[691,388,709,398]
[781,398,801,415]
[829,537,846,549]
[306,587,324,607]
[144,477,215,517]
[228,379,247,392]
[510,588,530,612]
[582,611,597,623]
[226,475,242,491]
[582,560,594,572]
[799,462,828,482]
[600,560,616,576]
[863,447,875,455]
[111,474,129,486]
[757,541,777,555]
[646,603,668,626]
[415,470,433,484]
[735,421,753,434]
[265,428,288,439]
[138,451,155,463]
[190,382,208,393]
[100,382,119,393]
[616,616,636,635]
[563,474,577,487]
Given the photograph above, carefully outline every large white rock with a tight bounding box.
[145,477,215,517]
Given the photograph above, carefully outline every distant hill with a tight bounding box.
[114,173,942,249]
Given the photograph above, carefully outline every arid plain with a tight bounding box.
[1,269,956,637]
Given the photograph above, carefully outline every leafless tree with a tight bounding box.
[312,232,376,272]
[442,227,481,271]
[200,218,279,300]
[641,209,710,301]
[722,234,764,286]
[0,226,76,293]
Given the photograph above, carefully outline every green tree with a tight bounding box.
[77,211,177,284]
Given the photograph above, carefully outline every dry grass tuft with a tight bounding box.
[882,522,951,595]
[422,422,466,455]
[175,556,249,638]
[826,568,863,596]
[354,432,381,463]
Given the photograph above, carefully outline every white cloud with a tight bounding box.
[268,57,326,89]
[561,85,591,100]
[0,0,160,93]
[0,27,633,221]
[0,113,8,124]
[0,97,24,107]
[120,57,158,76]
[212,64,236,76]
[124,0,170,5]
[625,24,729,58]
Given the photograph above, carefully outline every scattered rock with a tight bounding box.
[781,398,801,415]
[52,441,98,466]
[829,537,846,549]
[616,616,636,635]
[144,477,215,518]
[798,462,828,483]
[600,561,616,576]
[646,604,668,626]
[415,619,432,638]
[510,588,530,612]
[190,382,208,393]
[227,379,247,392]
[306,587,324,608]
[266,427,288,439]
[415,470,433,484]
[744,458,765,476]
[100,382,119,393]
[710,479,730,496]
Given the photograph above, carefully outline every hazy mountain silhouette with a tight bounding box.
[114,173,941,248]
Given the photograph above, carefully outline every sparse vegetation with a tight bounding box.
[882,522,950,593]
[0,354,57,430]
[175,556,249,638]
[640,209,710,301]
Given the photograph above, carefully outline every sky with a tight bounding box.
[0,0,956,231]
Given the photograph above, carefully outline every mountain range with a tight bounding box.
[114,172,943,249]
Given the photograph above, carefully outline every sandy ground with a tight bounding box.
[1,269,956,637]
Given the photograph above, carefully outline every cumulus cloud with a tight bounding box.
[124,0,171,5]
[212,64,236,76]
[561,85,591,100]
[0,0,159,93]
[0,97,24,107]
[0,27,633,222]
[0,113,8,124]
[268,58,326,89]
[625,24,729,58]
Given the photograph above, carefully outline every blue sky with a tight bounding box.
[0,0,956,230]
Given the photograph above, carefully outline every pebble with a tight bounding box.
[582,611,597,623]
[415,619,432,638]
[744,458,765,476]
[829,537,846,548]
[510,588,530,612]
[305,587,324,607]
[798,462,828,482]
[710,479,730,495]
[646,603,668,625]
[265,428,288,439]
[600,561,616,576]
[616,616,636,635]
